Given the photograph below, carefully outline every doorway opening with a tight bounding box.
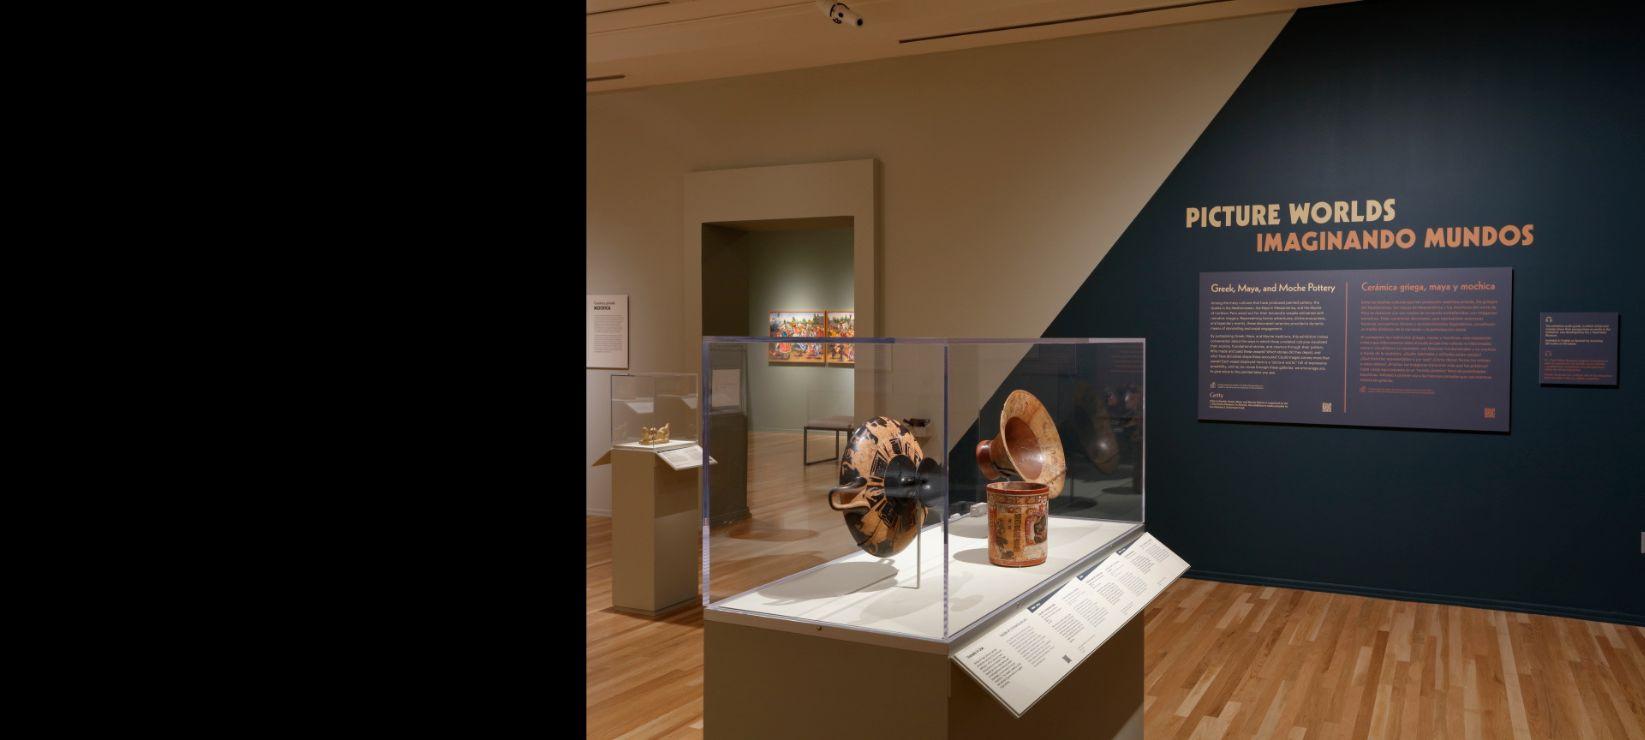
[700,216,855,527]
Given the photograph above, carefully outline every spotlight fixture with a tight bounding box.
[816,1,863,26]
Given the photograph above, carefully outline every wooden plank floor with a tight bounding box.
[586,432,1645,738]
[1140,583,1645,740]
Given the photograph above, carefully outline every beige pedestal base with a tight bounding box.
[704,616,1143,740]
[611,448,700,615]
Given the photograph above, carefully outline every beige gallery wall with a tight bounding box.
[586,12,1292,513]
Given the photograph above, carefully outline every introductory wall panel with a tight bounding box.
[971,0,1644,621]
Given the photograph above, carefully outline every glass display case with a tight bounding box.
[610,372,699,449]
[700,337,1145,646]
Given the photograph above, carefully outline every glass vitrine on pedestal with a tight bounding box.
[610,372,698,450]
[606,372,701,615]
[699,337,1148,738]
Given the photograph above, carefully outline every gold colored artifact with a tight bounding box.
[639,422,671,445]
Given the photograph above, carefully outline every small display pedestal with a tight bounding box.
[704,613,1142,740]
[610,443,700,615]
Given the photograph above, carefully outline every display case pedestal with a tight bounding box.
[703,615,1142,740]
[611,447,700,615]
[706,411,748,525]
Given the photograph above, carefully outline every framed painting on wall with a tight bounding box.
[768,311,827,364]
[825,311,855,366]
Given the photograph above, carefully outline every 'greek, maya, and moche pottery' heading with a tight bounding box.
[1184,198,1534,253]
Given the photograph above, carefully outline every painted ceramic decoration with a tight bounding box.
[975,389,1068,497]
[1073,384,1120,474]
[986,481,1049,567]
[826,417,927,557]
[1116,384,1144,492]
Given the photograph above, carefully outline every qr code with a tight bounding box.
[1321,402,1333,413]
[1484,407,1496,419]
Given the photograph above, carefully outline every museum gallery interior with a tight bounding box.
[582,1,1643,737]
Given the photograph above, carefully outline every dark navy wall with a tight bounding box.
[969,0,1644,623]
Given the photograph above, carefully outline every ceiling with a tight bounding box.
[588,0,1353,93]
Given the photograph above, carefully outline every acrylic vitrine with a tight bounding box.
[610,372,699,449]
[699,337,1146,648]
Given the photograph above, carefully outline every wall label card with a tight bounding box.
[952,532,1189,718]
[1198,267,1512,432]
[1539,312,1619,386]
[587,294,629,369]
[710,369,741,410]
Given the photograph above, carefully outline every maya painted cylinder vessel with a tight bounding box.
[985,481,1050,567]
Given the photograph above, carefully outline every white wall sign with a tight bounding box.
[710,369,741,410]
[952,532,1189,718]
[587,294,629,369]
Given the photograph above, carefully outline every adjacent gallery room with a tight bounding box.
[583,1,1644,738]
